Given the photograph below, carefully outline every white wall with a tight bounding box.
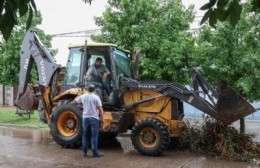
[0,85,14,106]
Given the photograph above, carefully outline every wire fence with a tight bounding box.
[0,105,35,119]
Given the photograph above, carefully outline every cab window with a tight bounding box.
[64,48,82,85]
[114,50,131,78]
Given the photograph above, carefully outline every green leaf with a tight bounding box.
[6,0,18,10]
[232,0,242,13]
[229,10,240,27]
[1,24,14,41]
[26,6,33,30]
[200,9,213,25]
[200,0,217,10]
[0,0,4,13]
[209,10,217,28]
[229,1,241,27]
[19,1,28,17]
[14,0,20,6]
[1,3,17,41]
[0,15,3,29]
[251,0,260,12]
[217,0,229,8]
[216,7,229,21]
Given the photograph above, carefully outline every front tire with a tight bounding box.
[131,118,170,156]
[50,104,82,148]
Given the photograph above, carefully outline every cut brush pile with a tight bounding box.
[175,117,260,165]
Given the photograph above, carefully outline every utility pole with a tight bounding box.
[3,85,5,105]
[240,118,245,133]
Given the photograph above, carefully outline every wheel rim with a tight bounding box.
[57,111,78,137]
[139,127,158,148]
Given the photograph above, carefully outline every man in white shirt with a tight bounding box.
[73,84,104,157]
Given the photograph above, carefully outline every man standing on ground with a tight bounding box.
[73,84,104,157]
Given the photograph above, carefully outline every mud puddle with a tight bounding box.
[0,125,53,145]
[0,125,258,168]
[0,125,135,153]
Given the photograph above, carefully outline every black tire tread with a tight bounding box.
[50,104,82,148]
[131,118,170,156]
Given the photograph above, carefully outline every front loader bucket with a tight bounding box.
[215,83,256,125]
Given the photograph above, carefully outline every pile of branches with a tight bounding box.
[175,117,260,163]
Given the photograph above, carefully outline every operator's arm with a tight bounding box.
[84,65,93,80]
[102,66,110,82]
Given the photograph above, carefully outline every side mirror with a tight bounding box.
[133,50,141,80]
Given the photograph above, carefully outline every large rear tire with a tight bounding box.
[131,118,170,156]
[50,104,82,148]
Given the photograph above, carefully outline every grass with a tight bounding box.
[0,107,48,128]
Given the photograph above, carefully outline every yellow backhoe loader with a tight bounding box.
[15,29,256,156]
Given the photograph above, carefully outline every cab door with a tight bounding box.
[110,49,132,106]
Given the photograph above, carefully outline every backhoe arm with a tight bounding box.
[15,29,61,115]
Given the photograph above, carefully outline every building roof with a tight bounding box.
[68,43,117,48]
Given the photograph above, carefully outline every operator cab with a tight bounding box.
[62,43,131,107]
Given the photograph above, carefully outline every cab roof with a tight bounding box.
[68,43,117,48]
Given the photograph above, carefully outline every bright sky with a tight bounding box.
[35,0,107,66]
[35,0,206,66]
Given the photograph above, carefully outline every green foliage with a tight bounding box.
[200,0,259,28]
[195,4,260,101]
[0,0,37,41]
[92,0,196,84]
[0,12,55,85]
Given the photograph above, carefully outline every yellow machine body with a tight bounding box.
[121,89,186,137]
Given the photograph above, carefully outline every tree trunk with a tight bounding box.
[240,118,245,133]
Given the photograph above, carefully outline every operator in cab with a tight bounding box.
[84,57,111,96]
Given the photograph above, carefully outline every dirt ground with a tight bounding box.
[0,125,259,168]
